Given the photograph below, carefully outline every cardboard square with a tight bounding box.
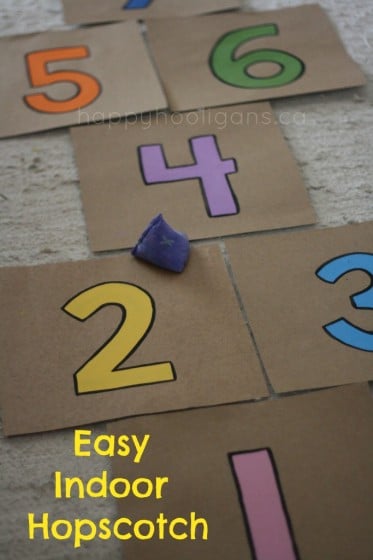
[0,22,166,139]
[0,245,267,436]
[226,222,373,393]
[63,0,241,26]
[147,4,366,111]
[70,102,315,252]
[109,384,373,560]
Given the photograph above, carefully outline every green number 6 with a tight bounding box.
[209,24,305,89]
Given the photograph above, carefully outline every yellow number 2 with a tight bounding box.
[62,282,175,395]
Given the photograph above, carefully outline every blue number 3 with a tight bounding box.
[316,252,373,352]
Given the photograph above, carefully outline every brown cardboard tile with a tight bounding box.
[147,4,366,111]
[0,22,166,138]
[226,222,373,393]
[70,102,315,252]
[109,383,373,560]
[0,245,267,436]
[63,0,241,26]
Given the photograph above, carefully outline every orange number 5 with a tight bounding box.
[24,46,101,114]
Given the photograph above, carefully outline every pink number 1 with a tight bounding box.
[230,449,300,560]
[138,135,239,217]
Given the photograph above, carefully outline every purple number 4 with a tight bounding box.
[138,135,239,217]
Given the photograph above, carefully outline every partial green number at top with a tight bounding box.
[210,23,305,89]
